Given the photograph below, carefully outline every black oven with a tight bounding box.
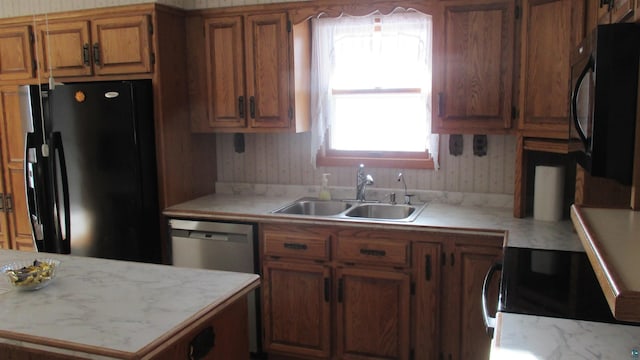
[482,247,638,336]
[570,23,640,185]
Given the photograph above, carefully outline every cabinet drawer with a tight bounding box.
[263,229,331,261]
[336,237,409,267]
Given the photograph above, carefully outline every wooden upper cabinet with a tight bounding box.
[36,21,92,77]
[245,13,291,129]
[204,16,246,129]
[517,0,584,138]
[598,0,636,24]
[434,0,515,134]
[34,15,153,78]
[91,15,153,76]
[191,11,309,133]
[0,25,35,81]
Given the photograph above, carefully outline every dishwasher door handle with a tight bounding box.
[188,232,230,241]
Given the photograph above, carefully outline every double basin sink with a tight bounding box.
[271,197,427,222]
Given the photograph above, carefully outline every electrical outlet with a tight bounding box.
[473,135,487,156]
[449,134,463,156]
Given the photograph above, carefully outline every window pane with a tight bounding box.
[331,93,428,152]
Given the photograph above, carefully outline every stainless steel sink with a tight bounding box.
[344,203,420,220]
[271,198,352,216]
[271,198,426,222]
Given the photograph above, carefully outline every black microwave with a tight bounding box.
[570,23,640,185]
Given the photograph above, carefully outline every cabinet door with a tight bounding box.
[336,267,411,360]
[204,16,247,129]
[36,21,92,77]
[442,243,502,360]
[435,0,514,133]
[0,145,8,250]
[91,15,152,75]
[413,243,442,360]
[610,0,635,23]
[262,261,331,358]
[517,0,576,138]
[245,13,291,129]
[0,87,34,251]
[0,26,34,81]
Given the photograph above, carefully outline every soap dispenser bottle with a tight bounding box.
[318,173,332,200]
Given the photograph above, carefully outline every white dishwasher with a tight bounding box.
[169,219,261,355]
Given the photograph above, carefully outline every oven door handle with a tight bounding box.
[482,261,502,338]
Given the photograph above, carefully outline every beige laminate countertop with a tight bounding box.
[571,205,640,322]
[164,192,583,251]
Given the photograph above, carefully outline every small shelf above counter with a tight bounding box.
[570,205,640,322]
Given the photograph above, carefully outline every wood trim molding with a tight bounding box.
[571,205,640,322]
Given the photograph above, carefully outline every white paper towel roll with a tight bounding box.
[533,165,565,221]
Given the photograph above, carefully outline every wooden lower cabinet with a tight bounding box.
[440,235,503,360]
[336,267,410,360]
[0,86,34,252]
[413,242,442,360]
[261,224,504,360]
[262,261,332,358]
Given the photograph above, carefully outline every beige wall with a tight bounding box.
[217,133,516,195]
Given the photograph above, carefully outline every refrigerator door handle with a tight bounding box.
[49,132,71,254]
[24,132,45,247]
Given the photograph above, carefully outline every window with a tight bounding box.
[311,10,437,169]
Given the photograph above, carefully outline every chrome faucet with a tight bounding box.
[397,172,414,204]
[356,164,374,201]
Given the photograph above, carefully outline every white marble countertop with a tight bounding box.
[491,312,640,360]
[164,190,583,252]
[0,249,259,359]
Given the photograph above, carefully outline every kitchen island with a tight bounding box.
[0,249,260,359]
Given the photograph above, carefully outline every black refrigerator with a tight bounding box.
[21,80,162,264]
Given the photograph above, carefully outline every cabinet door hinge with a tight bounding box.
[29,31,34,43]
[410,282,415,295]
[148,22,154,35]
[287,20,292,33]
[515,5,521,20]
[151,53,156,65]
[511,106,519,120]
[288,107,293,120]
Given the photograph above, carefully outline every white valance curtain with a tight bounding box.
[310,10,439,169]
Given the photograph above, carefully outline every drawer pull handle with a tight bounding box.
[359,248,386,257]
[284,242,307,250]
